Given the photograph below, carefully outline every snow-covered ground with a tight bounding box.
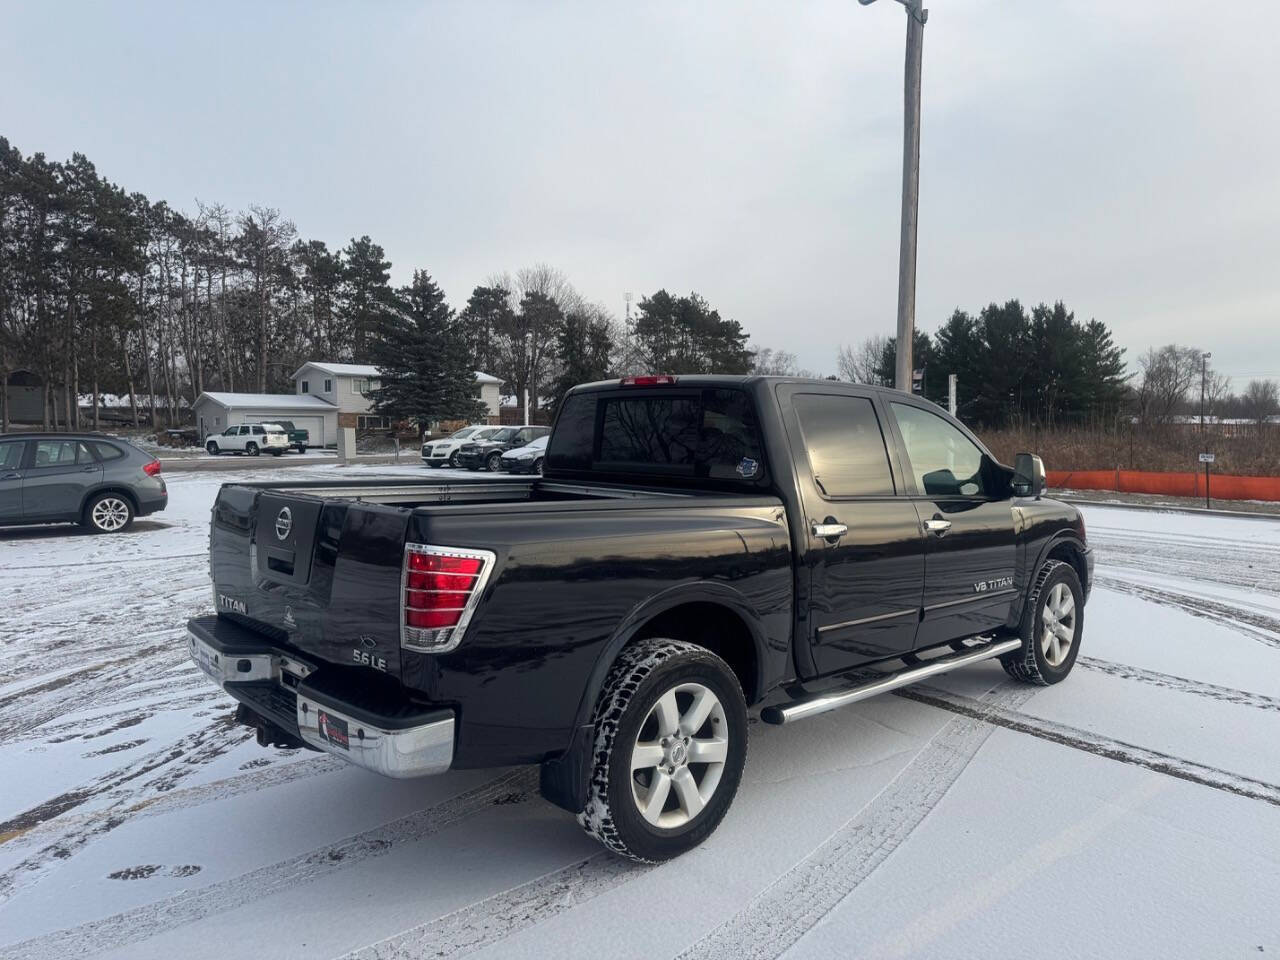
[1,470,1277,959]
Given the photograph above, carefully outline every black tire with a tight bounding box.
[1001,559,1084,685]
[448,451,460,468]
[533,458,543,476]
[486,452,502,472]
[83,492,135,534]
[578,639,748,863]
[271,450,283,457]
[206,441,219,456]
[295,444,306,454]
[246,442,259,457]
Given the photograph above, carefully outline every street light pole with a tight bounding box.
[860,0,928,393]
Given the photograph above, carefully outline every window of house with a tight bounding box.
[301,380,309,394]
[323,378,332,393]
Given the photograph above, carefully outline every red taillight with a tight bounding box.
[620,375,677,386]
[143,459,162,476]
[402,545,494,653]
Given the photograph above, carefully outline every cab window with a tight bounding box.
[890,402,986,497]
[792,394,895,497]
[0,440,24,470]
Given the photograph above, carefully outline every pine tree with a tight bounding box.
[341,236,394,360]
[632,290,752,374]
[367,270,482,426]
[549,305,615,411]
[458,284,512,377]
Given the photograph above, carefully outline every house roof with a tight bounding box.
[290,361,502,384]
[292,362,381,379]
[196,392,337,411]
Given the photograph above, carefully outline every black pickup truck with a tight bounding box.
[188,375,1092,862]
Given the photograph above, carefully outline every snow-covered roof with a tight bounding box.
[292,362,381,379]
[290,361,501,385]
[196,392,337,411]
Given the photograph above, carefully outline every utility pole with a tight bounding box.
[860,0,928,393]
[1200,351,1212,434]
[948,373,957,416]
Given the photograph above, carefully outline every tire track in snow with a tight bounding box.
[0,769,537,960]
[1095,577,1280,650]
[895,684,1280,807]
[342,853,650,960]
[1078,657,1280,712]
[676,683,1037,960]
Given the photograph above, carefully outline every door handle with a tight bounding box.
[1,472,19,481]
[812,520,848,541]
[81,465,98,472]
[924,518,952,537]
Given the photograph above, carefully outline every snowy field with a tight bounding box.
[1,466,1278,959]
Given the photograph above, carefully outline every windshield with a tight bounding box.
[450,426,480,439]
[489,428,519,442]
[471,427,501,441]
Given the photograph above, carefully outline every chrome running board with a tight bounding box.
[760,637,1022,725]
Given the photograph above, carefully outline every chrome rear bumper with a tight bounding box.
[187,621,455,779]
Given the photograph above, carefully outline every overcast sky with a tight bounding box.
[3,0,1278,383]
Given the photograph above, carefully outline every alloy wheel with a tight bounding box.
[1040,582,1076,667]
[629,682,729,829]
[92,497,131,532]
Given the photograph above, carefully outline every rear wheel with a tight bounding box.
[205,441,219,456]
[578,639,748,862]
[1001,560,1083,685]
[246,442,259,457]
[486,451,502,472]
[84,492,134,534]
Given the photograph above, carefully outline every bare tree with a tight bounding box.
[1135,345,1199,424]
[1241,378,1280,426]
[837,335,890,384]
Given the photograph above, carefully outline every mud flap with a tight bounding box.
[539,723,594,814]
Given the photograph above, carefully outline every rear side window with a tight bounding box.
[89,441,126,461]
[548,388,766,482]
[0,441,23,470]
[793,394,895,497]
[33,439,95,467]
[252,425,265,435]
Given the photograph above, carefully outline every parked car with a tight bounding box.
[271,420,310,453]
[499,434,549,474]
[421,425,499,468]
[205,423,290,457]
[0,432,166,533]
[188,375,1090,862]
[457,425,551,471]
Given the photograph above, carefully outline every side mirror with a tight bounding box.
[1012,453,1046,499]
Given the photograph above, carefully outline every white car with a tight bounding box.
[421,425,502,468]
[205,423,291,457]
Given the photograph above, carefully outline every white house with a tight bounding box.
[193,363,502,446]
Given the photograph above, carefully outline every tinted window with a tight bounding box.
[546,394,595,469]
[89,441,126,461]
[793,394,895,497]
[33,440,93,467]
[890,402,986,497]
[0,441,23,470]
[252,425,265,435]
[549,388,765,481]
[601,397,699,468]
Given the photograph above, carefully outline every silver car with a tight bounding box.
[0,433,168,534]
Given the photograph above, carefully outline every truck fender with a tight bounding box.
[1017,533,1088,622]
[540,581,771,815]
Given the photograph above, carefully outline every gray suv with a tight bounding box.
[0,433,168,534]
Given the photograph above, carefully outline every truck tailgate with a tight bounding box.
[211,485,409,676]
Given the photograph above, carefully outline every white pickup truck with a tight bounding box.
[205,423,290,457]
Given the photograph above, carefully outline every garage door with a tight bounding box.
[286,415,326,447]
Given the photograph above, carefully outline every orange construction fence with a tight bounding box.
[1046,469,1280,502]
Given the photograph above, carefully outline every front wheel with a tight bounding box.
[1001,560,1084,685]
[486,452,503,472]
[206,441,219,456]
[448,451,460,468]
[246,442,259,457]
[271,449,283,457]
[578,639,748,862]
[532,458,543,476]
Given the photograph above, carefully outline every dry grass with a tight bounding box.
[978,424,1280,477]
